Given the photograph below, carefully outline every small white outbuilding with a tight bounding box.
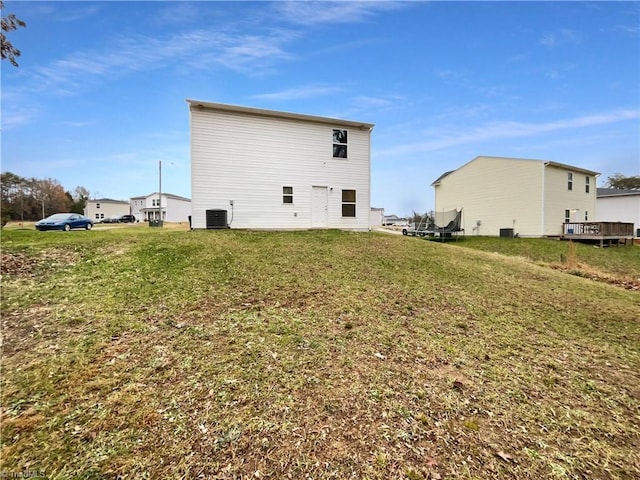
[187,100,374,231]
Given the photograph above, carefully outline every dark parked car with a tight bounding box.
[35,213,93,231]
[116,214,136,223]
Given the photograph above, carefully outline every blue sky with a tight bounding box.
[2,1,639,216]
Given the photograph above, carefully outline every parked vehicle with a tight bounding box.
[35,213,93,231]
[116,214,136,223]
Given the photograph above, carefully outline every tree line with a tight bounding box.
[1,172,90,226]
[606,174,640,190]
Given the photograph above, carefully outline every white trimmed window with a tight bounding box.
[342,189,356,217]
[564,209,571,223]
[333,129,347,158]
[585,176,590,193]
[567,172,573,191]
[283,186,293,204]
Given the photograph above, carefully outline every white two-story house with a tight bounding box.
[130,192,191,223]
[187,100,374,231]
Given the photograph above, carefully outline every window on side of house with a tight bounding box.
[333,129,348,158]
[283,186,293,204]
[95,214,100,219]
[567,172,573,191]
[100,213,104,219]
[342,189,356,217]
[585,176,590,193]
[584,211,589,221]
[96,203,100,209]
[564,209,571,223]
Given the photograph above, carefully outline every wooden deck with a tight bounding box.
[562,222,635,247]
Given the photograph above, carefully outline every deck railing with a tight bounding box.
[563,222,634,236]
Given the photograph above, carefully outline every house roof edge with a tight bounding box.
[186,99,375,130]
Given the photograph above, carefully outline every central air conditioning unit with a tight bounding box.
[206,209,229,229]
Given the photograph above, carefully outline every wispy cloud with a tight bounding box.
[1,108,37,130]
[352,94,406,110]
[540,28,581,47]
[192,30,297,75]
[1,91,41,129]
[15,28,296,97]
[612,24,640,35]
[61,120,96,128]
[435,69,514,99]
[251,84,345,101]
[274,1,408,26]
[58,4,102,22]
[378,108,640,156]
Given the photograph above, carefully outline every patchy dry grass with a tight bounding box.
[1,229,639,479]
[446,236,640,288]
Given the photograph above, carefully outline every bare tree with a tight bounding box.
[1,1,26,67]
[606,173,640,190]
[71,186,90,214]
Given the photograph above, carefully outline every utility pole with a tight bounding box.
[158,160,162,226]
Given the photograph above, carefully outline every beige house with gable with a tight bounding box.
[432,156,599,237]
[84,198,130,222]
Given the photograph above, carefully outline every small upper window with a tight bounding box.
[342,189,356,217]
[333,129,347,158]
[567,172,573,191]
[584,211,589,221]
[96,203,100,209]
[283,186,293,204]
[585,176,590,193]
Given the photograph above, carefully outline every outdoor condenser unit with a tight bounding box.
[206,209,229,229]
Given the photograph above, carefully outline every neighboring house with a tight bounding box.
[84,198,130,222]
[432,156,599,237]
[187,100,374,230]
[130,192,191,223]
[370,208,385,228]
[597,188,639,236]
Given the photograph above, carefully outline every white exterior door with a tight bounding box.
[311,186,328,228]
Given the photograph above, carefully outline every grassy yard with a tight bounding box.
[1,227,639,479]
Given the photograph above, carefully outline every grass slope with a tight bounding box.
[1,228,639,479]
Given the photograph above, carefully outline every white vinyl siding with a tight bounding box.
[434,157,543,237]
[164,196,191,223]
[434,156,598,237]
[542,166,596,236]
[190,105,372,230]
[596,194,640,233]
[84,200,129,220]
